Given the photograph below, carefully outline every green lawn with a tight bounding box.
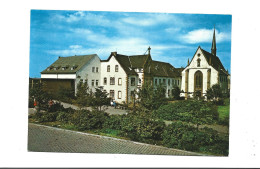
[217,99,230,125]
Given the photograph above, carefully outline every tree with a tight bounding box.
[172,86,180,100]
[138,83,166,112]
[29,83,50,112]
[206,84,223,103]
[92,87,110,111]
[75,80,92,109]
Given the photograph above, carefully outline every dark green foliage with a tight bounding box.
[172,86,181,100]
[162,122,228,154]
[91,87,110,111]
[120,114,166,142]
[34,111,58,122]
[70,110,109,131]
[103,115,122,130]
[206,84,223,104]
[153,100,219,129]
[29,83,50,111]
[28,97,34,108]
[75,81,93,108]
[138,83,167,112]
[47,102,65,112]
[56,111,73,123]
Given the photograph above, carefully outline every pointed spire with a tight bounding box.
[188,58,190,65]
[211,26,217,56]
[148,46,151,55]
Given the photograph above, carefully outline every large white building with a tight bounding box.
[41,28,229,103]
[41,48,182,103]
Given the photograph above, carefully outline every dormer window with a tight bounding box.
[71,65,78,70]
[61,65,69,70]
[47,67,51,71]
[197,58,201,67]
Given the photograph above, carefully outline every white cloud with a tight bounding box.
[181,28,230,44]
[121,13,174,26]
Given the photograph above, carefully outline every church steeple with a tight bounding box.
[211,26,217,56]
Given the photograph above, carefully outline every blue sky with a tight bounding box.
[30,10,232,78]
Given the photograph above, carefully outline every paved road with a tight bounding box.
[28,123,202,156]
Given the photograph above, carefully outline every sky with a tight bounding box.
[30,10,232,78]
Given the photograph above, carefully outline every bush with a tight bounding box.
[103,115,122,130]
[34,111,58,122]
[162,122,225,153]
[56,111,74,123]
[47,102,65,112]
[120,114,166,143]
[153,100,219,126]
[70,110,109,131]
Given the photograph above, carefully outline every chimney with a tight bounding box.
[111,51,117,56]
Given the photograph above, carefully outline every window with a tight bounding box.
[197,58,201,67]
[118,78,122,85]
[168,79,170,86]
[155,79,158,85]
[92,67,95,72]
[168,89,170,96]
[177,80,180,86]
[163,79,166,85]
[110,77,115,85]
[139,78,142,84]
[131,77,135,86]
[110,90,115,99]
[96,67,99,73]
[104,77,107,85]
[92,80,94,86]
[107,65,110,72]
[115,65,118,72]
[118,91,122,99]
[96,80,99,86]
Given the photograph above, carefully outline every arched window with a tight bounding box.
[197,58,201,67]
[107,65,110,72]
[115,65,118,72]
[195,71,203,89]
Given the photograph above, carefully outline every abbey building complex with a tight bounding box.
[40,28,230,103]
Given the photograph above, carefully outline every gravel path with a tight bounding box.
[28,123,203,156]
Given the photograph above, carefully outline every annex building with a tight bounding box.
[40,28,229,103]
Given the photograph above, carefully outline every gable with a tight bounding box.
[183,46,228,75]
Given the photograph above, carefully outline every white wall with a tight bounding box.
[41,74,76,79]
[100,55,128,103]
[75,54,101,93]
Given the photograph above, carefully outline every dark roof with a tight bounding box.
[114,54,138,75]
[129,55,149,68]
[41,54,97,74]
[145,60,180,78]
[200,48,227,73]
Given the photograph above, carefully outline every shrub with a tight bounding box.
[34,111,58,122]
[56,111,74,123]
[153,100,219,128]
[70,110,109,131]
[103,115,122,130]
[162,122,227,154]
[47,102,65,112]
[120,114,166,142]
